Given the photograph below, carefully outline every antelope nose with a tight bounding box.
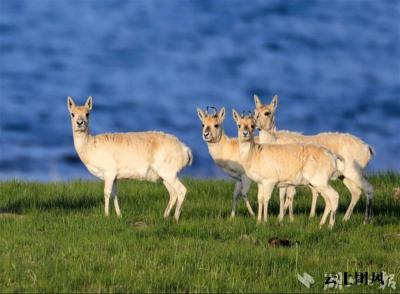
[77,120,84,127]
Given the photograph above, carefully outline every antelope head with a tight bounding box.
[196,106,226,143]
[232,109,256,142]
[253,94,278,132]
[67,96,93,133]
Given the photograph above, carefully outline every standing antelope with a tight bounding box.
[196,107,255,218]
[233,110,345,228]
[67,96,192,221]
[253,94,374,223]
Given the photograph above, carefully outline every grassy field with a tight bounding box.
[0,174,399,293]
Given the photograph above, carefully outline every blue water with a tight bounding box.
[0,0,399,181]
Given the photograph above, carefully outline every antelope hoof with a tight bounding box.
[343,214,350,222]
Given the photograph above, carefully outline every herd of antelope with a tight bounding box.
[67,94,374,228]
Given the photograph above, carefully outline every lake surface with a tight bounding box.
[0,0,399,181]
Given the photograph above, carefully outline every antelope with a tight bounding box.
[67,96,192,221]
[232,110,345,228]
[253,94,374,223]
[196,107,255,218]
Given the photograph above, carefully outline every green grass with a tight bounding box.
[0,174,399,293]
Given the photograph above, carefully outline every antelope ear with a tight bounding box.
[254,94,263,108]
[218,107,226,122]
[85,96,93,111]
[232,109,240,124]
[196,108,205,122]
[271,95,278,110]
[67,96,75,112]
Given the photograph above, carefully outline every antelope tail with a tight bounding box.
[335,154,346,175]
[184,145,193,166]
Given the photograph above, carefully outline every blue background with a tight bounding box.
[0,0,399,180]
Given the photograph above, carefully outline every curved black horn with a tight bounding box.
[207,106,218,116]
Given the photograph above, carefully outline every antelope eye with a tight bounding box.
[251,125,255,129]
[85,113,89,118]
[237,124,241,128]
[71,113,75,117]
[214,124,219,128]
[264,112,270,116]
[201,124,204,127]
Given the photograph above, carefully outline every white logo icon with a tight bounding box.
[297,272,315,288]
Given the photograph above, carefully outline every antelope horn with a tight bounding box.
[241,110,254,118]
[206,106,218,117]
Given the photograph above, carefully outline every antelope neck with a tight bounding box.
[72,128,91,157]
[259,129,277,143]
[238,137,254,163]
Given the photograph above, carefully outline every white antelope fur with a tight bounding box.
[253,95,374,223]
[67,96,192,221]
[233,110,345,228]
[196,107,255,217]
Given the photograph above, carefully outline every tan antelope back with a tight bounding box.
[67,96,192,221]
[253,94,374,223]
[232,109,343,228]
